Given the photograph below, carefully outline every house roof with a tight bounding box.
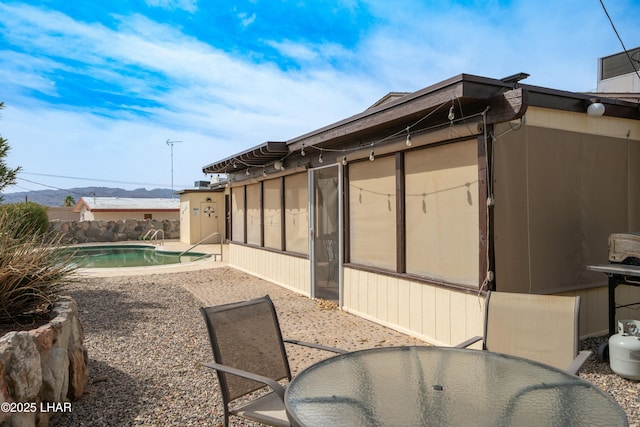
[73,197,180,212]
[201,72,640,177]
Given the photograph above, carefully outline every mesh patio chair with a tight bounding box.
[200,295,347,427]
[456,291,592,375]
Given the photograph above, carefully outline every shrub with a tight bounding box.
[0,210,77,324]
[0,202,50,239]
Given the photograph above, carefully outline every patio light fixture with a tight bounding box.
[587,101,606,117]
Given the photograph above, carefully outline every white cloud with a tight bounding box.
[237,11,256,28]
[0,4,381,192]
[145,0,198,13]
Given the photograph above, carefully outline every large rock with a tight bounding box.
[0,332,42,401]
[0,296,88,427]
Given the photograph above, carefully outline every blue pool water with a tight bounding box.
[61,245,211,268]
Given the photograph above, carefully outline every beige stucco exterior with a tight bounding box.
[179,190,226,244]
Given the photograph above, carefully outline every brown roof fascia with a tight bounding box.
[202,141,288,174]
[519,82,640,120]
[285,74,517,151]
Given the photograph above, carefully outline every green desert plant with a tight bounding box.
[0,202,50,239]
[0,210,77,324]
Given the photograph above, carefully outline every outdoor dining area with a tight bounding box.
[200,292,629,427]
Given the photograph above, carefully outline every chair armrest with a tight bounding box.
[565,350,592,376]
[454,336,483,349]
[204,362,287,401]
[284,339,348,354]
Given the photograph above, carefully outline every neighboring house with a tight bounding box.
[47,206,79,221]
[73,197,180,221]
[201,66,640,345]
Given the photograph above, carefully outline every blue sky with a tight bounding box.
[1,0,639,195]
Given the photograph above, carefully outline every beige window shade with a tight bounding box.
[231,187,245,243]
[284,172,309,255]
[349,156,396,270]
[263,178,282,250]
[494,124,638,294]
[405,140,479,286]
[246,183,261,246]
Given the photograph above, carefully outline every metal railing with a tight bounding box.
[179,232,223,261]
[141,229,165,245]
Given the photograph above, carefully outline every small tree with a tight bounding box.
[63,195,76,207]
[0,102,21,202]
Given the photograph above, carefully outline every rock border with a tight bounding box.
[0,297,88,427]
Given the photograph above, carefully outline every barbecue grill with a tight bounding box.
[588,232,640,361]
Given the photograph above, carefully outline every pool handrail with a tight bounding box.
[141,229,165,245]
[179,232,223,261]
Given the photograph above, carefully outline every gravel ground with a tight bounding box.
[52,266,639,426]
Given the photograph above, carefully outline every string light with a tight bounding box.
[211,97,484,177]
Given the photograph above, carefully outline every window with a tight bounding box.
[246,183,261,246]
[231,187,245,243]
[284,172,308,255]
[263,178,282,250]
[348,156,396,270]
[404,140,479,286]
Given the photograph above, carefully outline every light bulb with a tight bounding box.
[587,102,605,117]
[369,150,375,161]
[318,152,324,163]
[262,169,267,177]
[274,160,284,171]
[342,155,347,166]
[301,144,306,156]
[245,168,250,176]
[448,105,455,121]
[406,133,412,147]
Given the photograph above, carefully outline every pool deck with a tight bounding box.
[75,240,229,278]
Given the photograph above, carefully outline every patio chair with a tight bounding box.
[200,295,347,427]
[455,291,592,375]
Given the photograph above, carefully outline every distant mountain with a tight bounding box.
[0,187,175,206]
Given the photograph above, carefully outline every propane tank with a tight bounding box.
[609,320,640,380]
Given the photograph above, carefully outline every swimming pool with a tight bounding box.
[61,245,211,268]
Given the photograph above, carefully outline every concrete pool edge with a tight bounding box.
[69,241,229,277]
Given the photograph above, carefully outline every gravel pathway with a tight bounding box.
[52,266,639,426]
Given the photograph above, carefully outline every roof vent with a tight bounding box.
[600,47,640,80]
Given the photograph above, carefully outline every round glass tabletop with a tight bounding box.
[285,346,627,427]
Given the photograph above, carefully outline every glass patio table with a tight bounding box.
[285,346,627,427]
